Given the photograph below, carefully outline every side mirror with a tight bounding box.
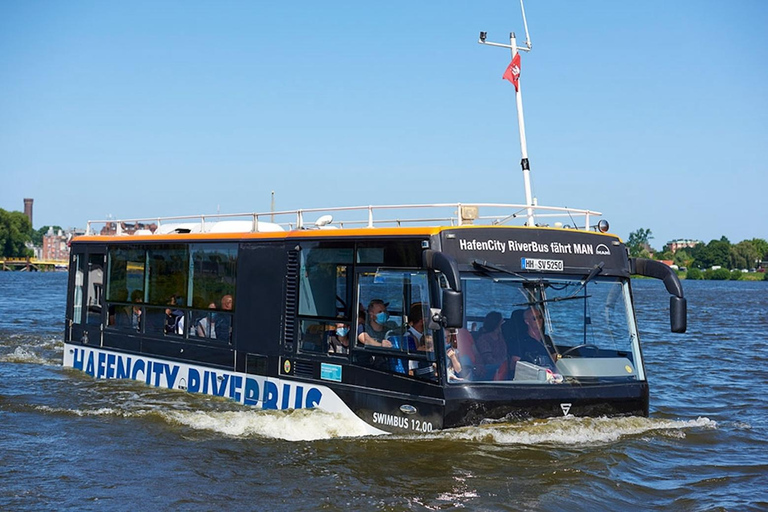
[440,289,464,329]
[670,296,687,333]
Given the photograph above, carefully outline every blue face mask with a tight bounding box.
[375,311,389,324]
[336,327,349,337]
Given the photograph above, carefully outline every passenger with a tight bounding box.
[357,299,394,348]
[474,311,508,380]
[130,289,143,332]
[405,303,436,379]
[444,329,464,381]
[328,322,350,354]
[195,303,217,338]
[455,328,479,380]
[515,306,555,367]
[213,294,233,342]
[164,295,184,335]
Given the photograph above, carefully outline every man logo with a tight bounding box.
[596,244,611,255]
[560,403,572,416]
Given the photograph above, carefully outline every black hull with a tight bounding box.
[331,378,648,434]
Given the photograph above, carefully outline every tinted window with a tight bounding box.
[147,245,188,306]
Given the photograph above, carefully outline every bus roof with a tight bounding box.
[76,202,612,243]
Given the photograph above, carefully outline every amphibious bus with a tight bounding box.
[62,203,686,434]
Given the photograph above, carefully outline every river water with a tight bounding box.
[1,272,766,511]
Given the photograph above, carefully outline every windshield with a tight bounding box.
[452,274,643,385]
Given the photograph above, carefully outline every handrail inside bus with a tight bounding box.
[83,203,604,236]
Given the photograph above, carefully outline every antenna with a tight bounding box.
[270,190,275,222]
[479,0,535,226]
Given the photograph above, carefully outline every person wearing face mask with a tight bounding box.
[405,303,437,379]
[328,322,350,354]
[357,299,395,348]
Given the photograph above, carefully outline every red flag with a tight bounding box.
[502,53,521,91]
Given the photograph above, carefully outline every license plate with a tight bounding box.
[521,258,564,271]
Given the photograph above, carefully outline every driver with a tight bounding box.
[513,306,555,367]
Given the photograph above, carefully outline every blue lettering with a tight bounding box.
[131,359,145,380]
[116,355,130,379]
[145,361,153,385]
[281,383,290,410]
[306,388,322,408]
[294,386,304,409]
[202,371,210,394]
[97,352,106,379]
[229,376,243,402]
[152,363,165,387]
[211,374,229,397]
[73,348,85,371]
[85,351,95,377]
[243,377,259,406]
[262,381,279,410]
[106,354,116,379]
[165,364,179,389]
[188,368,201,393]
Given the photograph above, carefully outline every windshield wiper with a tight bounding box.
[568,261,604,297]
[513,294,592,307]
[471,260,542,284]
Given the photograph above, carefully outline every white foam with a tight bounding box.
[34,405,131,417]
[0,346,52,365]
[161,408,375,441]
[438,415,717,446]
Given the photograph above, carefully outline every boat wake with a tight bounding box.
[439,415,717,446]
[0,334,62,366]
[161,408,375,441]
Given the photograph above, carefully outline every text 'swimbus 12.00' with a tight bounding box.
[63,4,686,434]
[63,203,686,435]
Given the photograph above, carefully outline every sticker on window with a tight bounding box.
[521,258,564,271]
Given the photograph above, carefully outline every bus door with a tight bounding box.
[68,245,106,347]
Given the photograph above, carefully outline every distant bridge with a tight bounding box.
[0,257,68,271]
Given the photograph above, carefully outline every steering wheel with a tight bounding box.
[560,344,599,357]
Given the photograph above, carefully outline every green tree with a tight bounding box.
[692,237,731,269]
[673,248,693,268]
[730,240,759,270]
[750,238,768,262]
[686,267,703,280]
[627,228,654,257]
[729,269,744,280]
[0,208,33,257]
[709,268,731,280]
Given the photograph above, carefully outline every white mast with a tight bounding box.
[479,0,535,226]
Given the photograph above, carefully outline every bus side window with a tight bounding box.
[86,253,104,325]
[71,253,85,325]
[296,242,354,357]
[298,243,353,319]
[356,270,432,376]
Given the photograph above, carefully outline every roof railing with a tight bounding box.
[84,203,603,236]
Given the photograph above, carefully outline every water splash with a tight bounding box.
[440,415,717,446]
[161,408,375,441]
[0,345,54,365]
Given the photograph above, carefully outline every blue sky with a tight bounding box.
[1,1,766,247]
